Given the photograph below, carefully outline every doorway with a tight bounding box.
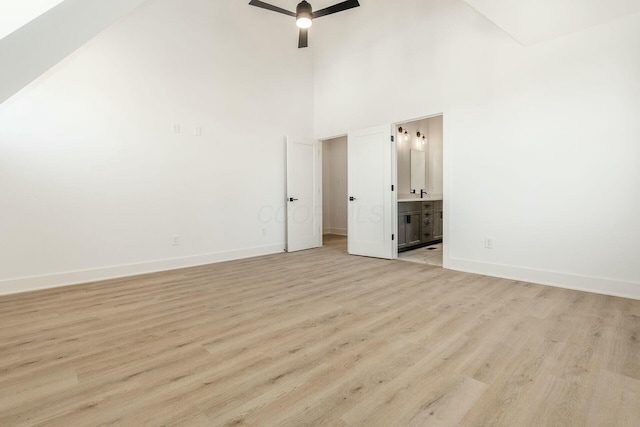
[395,114,444,266]
[321,136,348,251]
[321,125,396,260]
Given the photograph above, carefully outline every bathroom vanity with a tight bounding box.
[397,198,443,251]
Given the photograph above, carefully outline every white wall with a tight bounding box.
[427,117,443,196]
[0,0,314,294]
[313,0,640,299]
[397,116,443,197]
[322,137,348,235]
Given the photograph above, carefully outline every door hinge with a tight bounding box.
[391,135,394,142]
[392,234,395,241]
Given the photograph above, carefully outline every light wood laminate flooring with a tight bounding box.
[1,235,639,426]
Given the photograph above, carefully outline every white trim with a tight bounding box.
[448,257,640,301]
[317,132,348,142]
[391,126,398,260]
[441,110,452,271]
[323,227,347,236]
[0,244,286,296]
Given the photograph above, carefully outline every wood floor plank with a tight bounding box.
[0,236,638,426]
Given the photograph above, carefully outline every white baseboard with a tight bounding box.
[447,257,640,301]
[6,245,636,301]
[323,227,347,236]
[0,243,286,296]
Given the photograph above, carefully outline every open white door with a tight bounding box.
[347,125,396,259]
[286,137,322,252]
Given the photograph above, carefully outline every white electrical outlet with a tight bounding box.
[194,126,202,137]
[261,228,267,236]
[172,235,181,246]
[172,123,180,134]
[485,237,494,249]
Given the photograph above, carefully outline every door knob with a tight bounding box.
[289,197,299,202]
[349,196,357,201]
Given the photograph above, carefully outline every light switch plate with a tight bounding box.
[485,237,494,249]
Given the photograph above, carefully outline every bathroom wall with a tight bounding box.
[397,115,443,198]
[322,136,348,235]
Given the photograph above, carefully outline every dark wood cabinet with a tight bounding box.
[421,202,434,244]
[433,201,443,239]
[407,213,421,246]
[398,202,422,250]
[398,216,407,249]
[398,200,442,252]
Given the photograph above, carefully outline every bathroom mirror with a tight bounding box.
[410,149,426,194]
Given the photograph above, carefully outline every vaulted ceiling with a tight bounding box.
[0,0,146,105]
[3,0,640,106]
[0,0,65,40]
[463,0,640,45]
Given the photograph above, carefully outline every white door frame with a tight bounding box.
[392,111,447,265]
[391,132,398,259]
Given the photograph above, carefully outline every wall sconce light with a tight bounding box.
[398,126,409,141]
[417,131,427,145]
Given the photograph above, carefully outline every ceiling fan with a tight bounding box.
[248,0,360,48]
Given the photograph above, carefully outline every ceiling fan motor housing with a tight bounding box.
[296,1,313,21]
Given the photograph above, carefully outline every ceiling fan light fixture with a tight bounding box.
[248,0,361,48]
[296,16,312,28]
[296,1,313,28]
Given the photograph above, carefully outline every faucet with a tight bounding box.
[420,189,428,198]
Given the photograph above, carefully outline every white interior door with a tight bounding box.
[347,125,396,259]
[286,137,322,252]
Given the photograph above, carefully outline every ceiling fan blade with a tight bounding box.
[248,0,295,17]
[298,28,309,48]
[312,0,360,19]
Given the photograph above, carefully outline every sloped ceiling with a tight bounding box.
[463,0,640,45]
[0,0,147,105]
[0,0,65,40]
[4,0,639,106]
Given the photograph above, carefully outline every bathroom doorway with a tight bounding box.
[395,114,444,266]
